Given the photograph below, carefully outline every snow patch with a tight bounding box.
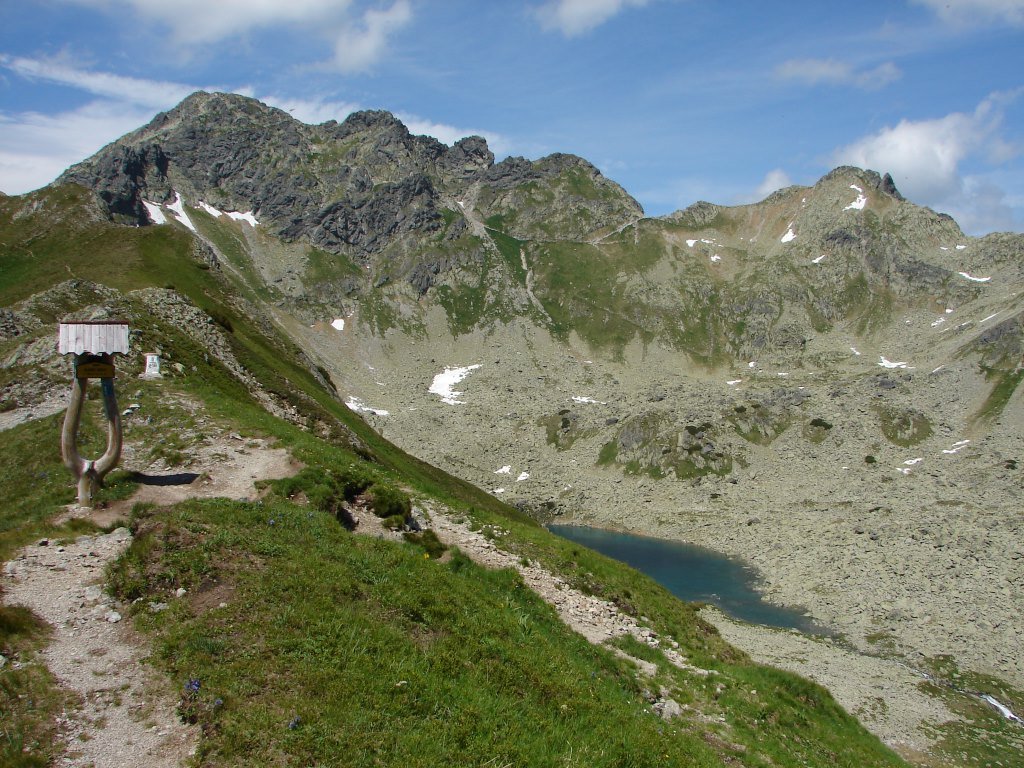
[226,210,259,226]
[980,312,1001,323]
[142,200,166,225]
[198,201,223,217]
[331,318,345,331]
[904,458,923,466]
[166,192,196,233]
[493,488,505,494]
[747,361,757,369]
[812,254,826,264]
[429,364,482,405]
[955,244,967,251]
[878,356,910,369]
[942,440,970,455]
[710,254,721,263]
[495,466,512,475]
[844,185,867,210]
[981,694,1023,723]
[516,472,530,482]
[850,347,861,356]
[781,225,796,243]
[931,317,947,328]
[345,397,389,416]
[958,271,991,283]
[572,396,606,405]
[726,379,742,386]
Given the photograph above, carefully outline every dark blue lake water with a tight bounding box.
[548,524,827,635]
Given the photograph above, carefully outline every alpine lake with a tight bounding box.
[548,524,829,636]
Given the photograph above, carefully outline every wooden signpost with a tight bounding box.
[58,321,129,507]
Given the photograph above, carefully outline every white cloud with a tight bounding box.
[534,0,649,37]
[831,94,1014,202]
[261,96,362,125]
[399,113,510,156]
[332,1,412,73]
[0,53,196,109]
[64,0,355,44]
[754,168,792,199]
[0,101,157,194]
[948,175,1021,233]
[832,91,1022,233]
[912,0,1024,26]
[775,58,901,90]
[62,0,411,73]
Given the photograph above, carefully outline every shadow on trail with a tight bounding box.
[129,471,200,487]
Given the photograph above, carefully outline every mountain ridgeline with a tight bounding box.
[59,91,1022,369]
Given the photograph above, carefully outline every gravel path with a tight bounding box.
[3,529,197,768]
[1,435,296,767]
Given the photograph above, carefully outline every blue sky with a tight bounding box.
[1,0,1022,234]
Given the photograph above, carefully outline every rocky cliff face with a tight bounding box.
[60,91,641,252]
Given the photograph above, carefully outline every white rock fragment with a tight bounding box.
[430,364,482,405]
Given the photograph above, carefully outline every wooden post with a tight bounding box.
[58,322,129,507]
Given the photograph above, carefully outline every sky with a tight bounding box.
[0,0,1022,235]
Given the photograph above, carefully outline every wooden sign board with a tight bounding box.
[59,321,130,356]
[74,353,116,379]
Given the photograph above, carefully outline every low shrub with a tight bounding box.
[368,484,411,519]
